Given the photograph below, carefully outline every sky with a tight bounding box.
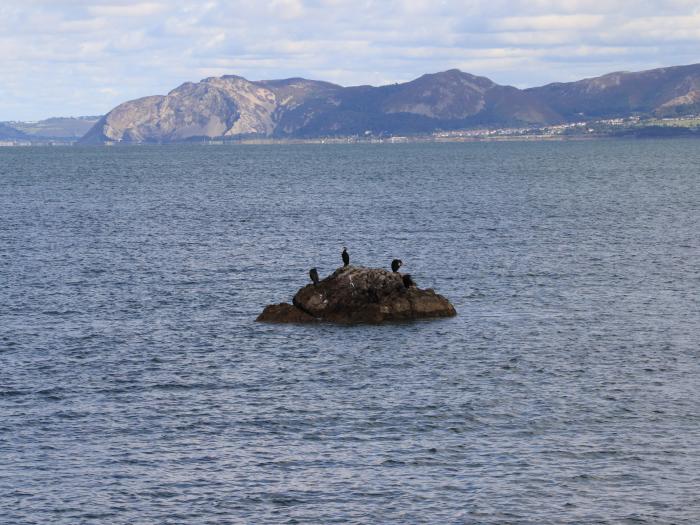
[2,0,700,121]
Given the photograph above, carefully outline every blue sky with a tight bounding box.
[2,0,700,120]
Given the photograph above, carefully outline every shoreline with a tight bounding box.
[4,116,700,147]
[3,133,699,147]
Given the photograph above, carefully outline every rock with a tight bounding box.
[256,303,318,323]
[257,265,456,324]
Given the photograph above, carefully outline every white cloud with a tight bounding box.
[87,2,167,17]
[268,0,305,19]
[493,14,605,31]
[1,0,700,119]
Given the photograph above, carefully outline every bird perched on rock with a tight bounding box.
[391,259,403,272]
[309,268,320,285]
[342,247,349,267]
[402,274,415,288]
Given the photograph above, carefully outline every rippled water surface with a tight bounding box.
[1,141,699,524]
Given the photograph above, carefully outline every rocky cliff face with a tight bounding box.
[81,76,340,144]
[257,266,456,324]
[81,63,700,143]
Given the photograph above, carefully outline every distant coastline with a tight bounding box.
[78,62,700,145]
[5,63,700,146]
[0,116,100,146]
[3,116,699,147]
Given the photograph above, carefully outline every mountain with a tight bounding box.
[1,116,101,141]
[81,63,700,143]
[81,77,339,143]
[527,63,700,120]
[272,70,560,137]
[13,116,102,139]
[0,122,30,141]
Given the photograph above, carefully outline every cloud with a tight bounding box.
[492,14,605,32]
[87,2,166,17]
[1,0,700,119]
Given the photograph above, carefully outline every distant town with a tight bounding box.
[314,115,700,144]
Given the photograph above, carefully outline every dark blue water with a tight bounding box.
[1,141,699,524]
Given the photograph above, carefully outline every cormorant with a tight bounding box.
[402,274,415,288]
[391,259,403,272]
[342,247,349,267]
[309,268,319,285]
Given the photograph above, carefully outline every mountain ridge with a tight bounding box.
[1,116,101,141]
[81,63,700,144]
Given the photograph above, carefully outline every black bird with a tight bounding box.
[309,268,320,285]
[402,274,415,288]
[391,259,403,272]
[342,247,349,267]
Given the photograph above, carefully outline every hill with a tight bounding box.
[1,117,101,142]
[80,64,700,143]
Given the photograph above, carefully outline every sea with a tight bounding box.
[1,140,699,524]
